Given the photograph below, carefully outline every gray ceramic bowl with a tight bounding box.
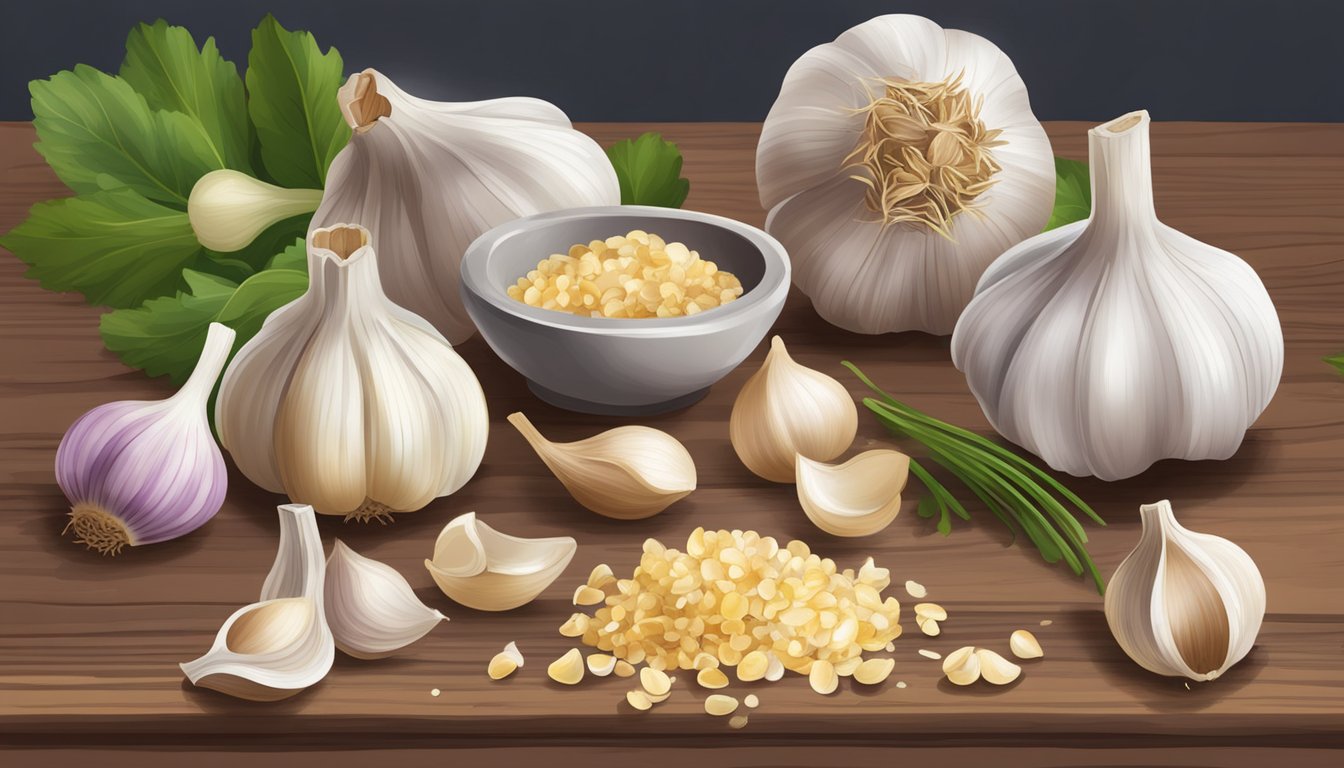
[461,206,790,415]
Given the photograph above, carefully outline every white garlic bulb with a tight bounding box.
[324,540,447,659]
[311,69,621,344]
[952,111,1283,480]
[1105,500,1265,682]
[730,336,857,483]
[216,224,489,521]
[756,14,1055,335]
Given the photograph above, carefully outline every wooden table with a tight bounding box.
[2,122,1341,766]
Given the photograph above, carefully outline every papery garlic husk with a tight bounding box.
[188,170,322,252]
[181,504,334,701]
[755,14,1055,335]
[952,111,1283,481]
[1104,500,1265,682]
[425,511,577,611]
[796,449,910,537]
[507,412,696,520]
[55,322,235,554]
[325,540,446,659]
[730,336,857,483]
[216,224,489,521]
[310,69,621,344]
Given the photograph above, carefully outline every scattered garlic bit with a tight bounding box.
[764,652,785,682]
[916,615,941,637]
[943,646,981,686]
[809,659,839,695]
[976,648,1022,685]
[640,667,672,697]
[918,649,941,660]
[885,642,895,653]
[729,714,750,729]
[431,688,441,697]
[488,641,525,680]
[574,585,605,606]
[587,563,616,589]
[895,680,907,689]
[1010,629,1043,660]
[853,657,896,685]
[705,694,740,716]
[626,689,654,711]
[913,602,947,621]
[743,694,760,709]
[737,650,769,682]
[697,667,730,689]
[1040,619,1053,627]
[587,653,617,677]
[904,580,927,599]
[559,613,589,637]
[614,660,636,678]
[547,648,585,685]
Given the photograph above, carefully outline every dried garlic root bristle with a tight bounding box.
[547,648,585,685]
[488,641,524,680]
[705,694,740,716]
[1010,629,1043,659]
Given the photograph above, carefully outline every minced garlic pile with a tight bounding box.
[559,528,903,688]
[506,231,744,318]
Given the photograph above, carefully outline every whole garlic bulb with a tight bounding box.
[756,14,1055,334]
[216,224,489,521]
[1105,500,1265,682]
[952,111,1283,480]
[311,69,621,344]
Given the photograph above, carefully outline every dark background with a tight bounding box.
[1,0,1341,122]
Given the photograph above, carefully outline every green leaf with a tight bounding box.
[1045,156,1091,231]
[1326,354,1344,375]
[606,132,690,208]
[30,65,222,207]
[120,19,252,174]
[208,213,309,274]
[0,189,204,308]
[246,14,350,188]
[265,237,308,270]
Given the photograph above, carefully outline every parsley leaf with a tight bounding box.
[606,132,690,208]
[0,189,205,307]
[246,14,350,188]
[1045,156,1091,231]
[264,238,308,270]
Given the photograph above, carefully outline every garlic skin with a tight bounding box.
[1104,500,1265,682]
[55,322,235,554]
[324,540,446,659]
[756,14,1054,334]
[508,411,696,520]
[216,224,489,521]
[425,512,577,611]
[311,69,621,344]
[952,111,1283,481]
[188,170,322,252]
[181,504,335,701]
[730,336,857,483]
[796,449,910,537]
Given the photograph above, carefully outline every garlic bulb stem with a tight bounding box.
[1090,113,1156,227]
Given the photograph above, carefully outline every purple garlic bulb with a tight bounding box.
[56,323,236,554]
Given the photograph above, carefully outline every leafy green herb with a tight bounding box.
[843,361,1106,593]
[606,132,689,208]
[264,238,308,271]
[246,14,351,188]
[1326,354,1344,375]
[1045,156,1090,231]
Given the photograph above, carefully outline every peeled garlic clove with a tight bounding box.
[975,648,1022,685]
[507,412,696,520]
[424,511,576,611]
[1010,629,1043,659]
[547,648,585,685]
[188,170,322,252]
[181,504,334,701]
[730,336,857,482]
[489,642,525,679]
[942,645,981,686]
[1104,500,1265,682]
[324,540,446,659]
[796,449,910,536]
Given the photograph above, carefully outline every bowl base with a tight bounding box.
[526,381,710,416]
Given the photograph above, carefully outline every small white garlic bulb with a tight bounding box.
[952,111,1283,480]
[216,224,489,521]
[730,336,857,482]
[1105,500,1265,682]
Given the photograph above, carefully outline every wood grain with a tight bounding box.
[1,121,1342,760]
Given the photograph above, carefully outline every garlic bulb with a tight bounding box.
[311,69,621,344]
[181,504,334,701]
[1104,500,1265,682]
[425,511,577,611]
[796,449,910,537]
[755,14,1054,334]
[730,336,857,483]
[56,322,235,554]
[188,170,322,252]
[216,224,489,521]
[507,411,696,520]
[952,111,1283,480]
[325,540,446,659]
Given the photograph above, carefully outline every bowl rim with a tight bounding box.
[460,205,791,337]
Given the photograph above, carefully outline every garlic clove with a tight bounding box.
[729,336,858,483]
[324,540,446,659]
[1104,500,1265,682]
[488,642,525,679]
[1010,629,1043,659]
[181,504,334,701]
[975,648,1022,685]
[547,648,585,685]
[796,449,910,537]
[188,170,322,252]
[424,512,576,611]
[507,412,696,520]
[942,645,981,686]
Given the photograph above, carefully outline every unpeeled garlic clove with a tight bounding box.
[730,336,858,483]
[324,540,446,659]
[796,449,910,537]
[488,642,525,679]
[507,412,696,520]
[181,504,334,701]
[424,511,576,611]
[1104,499,1265,682]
